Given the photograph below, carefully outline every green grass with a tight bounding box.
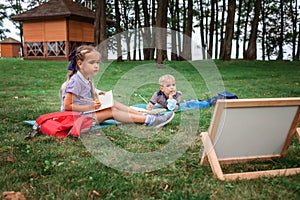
[0,58,300,199]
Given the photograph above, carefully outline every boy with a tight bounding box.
[146,74,181,111]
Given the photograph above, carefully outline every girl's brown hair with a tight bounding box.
[60,45,100,100]
[67,45,100,80]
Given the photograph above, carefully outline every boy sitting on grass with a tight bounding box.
[146,74,181,111]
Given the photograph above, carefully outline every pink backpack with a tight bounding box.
[25,112,93,140]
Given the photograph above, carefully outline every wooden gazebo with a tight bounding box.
[0,37,21,58]
[11,0,107,61]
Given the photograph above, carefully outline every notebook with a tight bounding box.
[84,90,114,114]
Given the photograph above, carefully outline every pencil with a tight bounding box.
[80,98,96,103]
[138,94,148,104]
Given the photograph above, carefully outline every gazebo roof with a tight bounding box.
[0,37,21,44]
[11,0,96,23]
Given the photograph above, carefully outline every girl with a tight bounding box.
[61,45,174,128]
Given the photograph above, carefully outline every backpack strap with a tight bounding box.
[24,122,39,140]
[36,111,81,126]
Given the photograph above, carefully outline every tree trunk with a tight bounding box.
[114,0,123,62]
[178,0,186,60]
[235,0,242,59]
[214,1,219,59]
[149,0,156,60]
[176,0,182,60]
[182,0,193,60]
[208,0,215,58]
[199,0,207,59]
[220,0,236,61]
[291,0,297,60]
[142,0,151,60]
[242,0,251,58]
[219,0,226,59]
[295,23,300,61]
[122,2,131,61]
[277,0,284,60]
[245,0,261,60]
[205,4,209,58]
[156,0,168,66]
[261,0,266,60]
[94,0,100,46]
[169,0,178,61]
[133,0,139,61]
[94,0,107,61]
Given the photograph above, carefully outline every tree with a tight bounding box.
[245,0,261,60]
[296,23,300,61]
[150,0,156,60]
[220,0,236,61]
[133,0,139,61]
[94,0,108,61]
[114,0,123,62]
[214,1,219,59]
[175,0,182,60]
[181,0,193,60]
[5,0,25,56]
[261,0,266,60]
[263,0,280,60]
[262,0,293,60]
[218,0,226,59]
[208,0,215,58]
[0,4,10,40]
[156,0,168,66]
[5,0,299,61]
[291,0,297,60]
[120,1,132,61]
[141,0,151,60]
[27,0,48,8]
[277,0,284,60]
[169,0,178,61]
[235,0,242,59]
[196,0,208,59]
[242,0,252,58]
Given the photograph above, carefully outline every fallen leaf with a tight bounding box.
[71,160,78,165]
[7,156,15,162]
[92,190,100,196]
[163,184,169,190]
[3,191,26,200]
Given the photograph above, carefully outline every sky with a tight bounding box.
[3,0,25,41]
[4,19,19,40]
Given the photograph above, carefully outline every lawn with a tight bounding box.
[0,58,300,199]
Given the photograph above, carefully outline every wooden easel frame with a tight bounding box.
[200,98,300,181]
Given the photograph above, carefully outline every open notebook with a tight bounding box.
[84,90,114,114]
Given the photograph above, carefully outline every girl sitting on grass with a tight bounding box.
[60,45,174,128]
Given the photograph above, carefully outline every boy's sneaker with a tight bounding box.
[147,112,175,128]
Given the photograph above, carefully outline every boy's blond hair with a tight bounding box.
[158,74,175,85]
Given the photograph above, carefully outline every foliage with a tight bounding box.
[0,59,300,199]
[2,0,300,60]
[0,3,11,40]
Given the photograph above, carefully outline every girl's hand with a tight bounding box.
[93,99,102,110]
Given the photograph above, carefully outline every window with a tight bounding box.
[27,42,44,56]
[48,41,66,56]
